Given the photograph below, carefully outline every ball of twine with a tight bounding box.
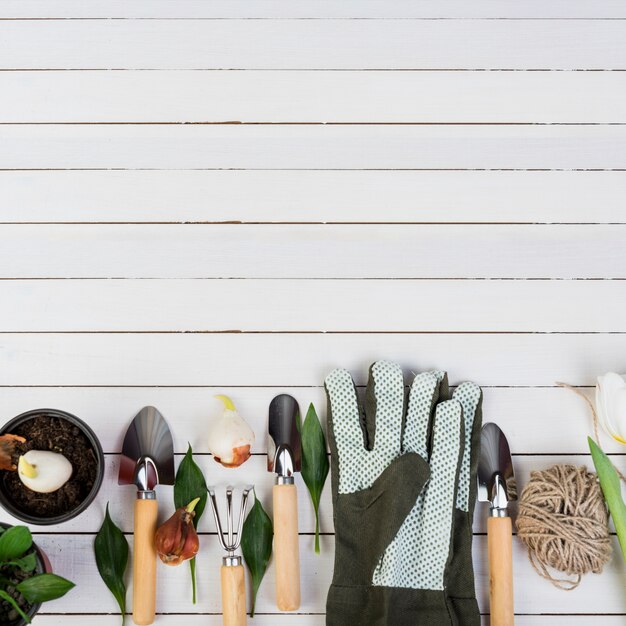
[516,464,611,590]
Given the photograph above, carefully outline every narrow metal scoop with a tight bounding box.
[478,422,517,626]
[118,406,175,626]
[267,394,302,478]
[478,422,517,514]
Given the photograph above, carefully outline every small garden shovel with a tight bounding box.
[478,422,517,626]
[267,394,301,611]
[118,406,175,625]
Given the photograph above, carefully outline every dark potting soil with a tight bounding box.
[0,556,35,624]
[4,415,97,518]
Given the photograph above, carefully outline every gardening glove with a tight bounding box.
[324,360,482,626]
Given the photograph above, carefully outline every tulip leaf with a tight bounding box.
[588,437,626,561]
[300,403,329,554]
[94,503,128,625]
[4,552,37,573]
[16,573,75,603]
[174,443,208,604]
[0,525,32,562]
[241,492,273,617]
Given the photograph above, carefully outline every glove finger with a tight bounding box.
[452,381,483,512]
[366,361,405,470]
[417,399,463,589]
[403,370,445,458]
[325,367,366,494]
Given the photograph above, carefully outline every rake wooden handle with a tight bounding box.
[273,483,301,611]
[488,516,514,626]
[221,564,247,626]
[133,498,158,625]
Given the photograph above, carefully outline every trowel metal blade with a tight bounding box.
[267,394,302,475]
[478,422,517,505]
[118,406,175,489]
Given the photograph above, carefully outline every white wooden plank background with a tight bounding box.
[2,1,626,19]
[3,125,626,170]
[3,20,626,69]
[1,2,625,624]
[1,170,626,224]
[4,71,626,124]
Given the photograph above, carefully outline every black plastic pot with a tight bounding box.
[0,408,105,525]
[0,521,52,626]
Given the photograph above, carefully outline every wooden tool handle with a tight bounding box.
[133,498,158,625]
[221,564,247,626]
[273,483,301,611]
[488,516,514,626]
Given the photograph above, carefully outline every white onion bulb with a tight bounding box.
[18,450,73,493]
[207,395,255,468]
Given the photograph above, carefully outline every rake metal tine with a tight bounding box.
[207,485,254,554]
[226,485,234,549]
[233,485,253,549]
[207,486,228,552]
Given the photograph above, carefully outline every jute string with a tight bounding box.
[516,464,610,590]
[514,382,617,590]
[556,381,626,483]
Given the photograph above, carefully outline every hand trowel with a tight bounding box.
[267,394,302,611]
[478,422,517,626]
[118,406,175,625]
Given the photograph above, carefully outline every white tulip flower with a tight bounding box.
[596,372,626,444]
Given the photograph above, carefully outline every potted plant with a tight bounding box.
[0,523,74,624]
[0,409,105,525]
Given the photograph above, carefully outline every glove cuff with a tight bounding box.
[327,584,456,626]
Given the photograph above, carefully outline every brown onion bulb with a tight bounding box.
[155,497,200,566]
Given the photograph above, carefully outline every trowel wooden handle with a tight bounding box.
[133,498,158,625]
[221,564,247,626]
[273,483,301,611]
[488,516,514,626]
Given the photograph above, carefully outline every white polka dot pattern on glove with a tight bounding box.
[373,399,462,589]
[325,361,406,493]
[453,381,481,512]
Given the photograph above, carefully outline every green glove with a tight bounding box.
[324,361,482,626]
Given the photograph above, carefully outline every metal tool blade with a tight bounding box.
[267,394,301,477]
[118,406,175,490]
[478,422,517,512]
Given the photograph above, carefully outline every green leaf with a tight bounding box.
[94,503,128,625]
[0,526,32,561]
[174,443,208,604]
[301,403,329,554]
[16,573,75,603]
[4,552,37,573]
[0,589,31,624]
[588,437,626,561]
[241,492,273,617]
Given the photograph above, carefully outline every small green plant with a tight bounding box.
[241,491,273,617]
[94,504,128,626]
[173,444,208,604]
[300,403,329,554]
[0,525,74,624]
